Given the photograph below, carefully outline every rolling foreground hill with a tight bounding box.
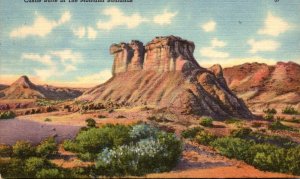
[79,36,253,119]
[223,62,300,111]
[0,75,84,100]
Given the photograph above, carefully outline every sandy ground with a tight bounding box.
[147,141,296,178]
[0,119,80,145]
[1,110,299,178]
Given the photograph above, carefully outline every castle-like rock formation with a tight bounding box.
[110,36,201,74]
[80,36,253,119]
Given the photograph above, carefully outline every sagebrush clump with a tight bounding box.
[0,111,16,119]
[63,123,182,176]
[182,126,300,175]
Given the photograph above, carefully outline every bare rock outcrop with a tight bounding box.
[80,36,253,119]
[144,36,201,72]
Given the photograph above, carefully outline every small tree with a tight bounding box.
[24,157,47,177]
[36,168,63,178]
[85,118,96,128]
[200,118,213,127]
[282,106,298,115]
[36,137,58,158]
[12,141,35,158]
[0,144,12,157]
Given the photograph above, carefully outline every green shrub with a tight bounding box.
[282,106,298,115]
[0,111,16,119]
[251,144,286,172]
[147,115,170,123]
[263,114,274,121]
[4,158,25,178]
[0,144,12,157]
[36,99,63,106]
[263,108,277,115]
[44,118,52,122]
[181,126,203,139]
[64,124,131,160]
[36,168,63,178]
[290,117,300,123]
[276,116,285,121]
[211,137,254,161]
[195,131,217,145]
[117,115,126,118]
[129,123,159,142]
[231,128,297,148]
[225,118,241,124]
[24,157,48,177]
[36,137,58,158]
[98,115,106,119]
[63,123,182,176]
[85,118,96,128]
[268,120,295,131]
[210,136,300,175]
[231,127,252,138]
[285,146,300,174]
[96,132,182,176]
[63,140,81,152]
[12,141,35,158]
[0,158,12,177]
[200,118,213,127]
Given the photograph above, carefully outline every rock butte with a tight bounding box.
[80,36,253,119]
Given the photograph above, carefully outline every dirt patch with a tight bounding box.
[0,119,80,145]
[147,141,296,178]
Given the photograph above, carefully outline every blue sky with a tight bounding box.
[0,0,299,87]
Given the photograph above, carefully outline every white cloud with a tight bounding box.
[73,26,86,38]
[201,20,216,32]
[200,47,229,58]
[22,53,54,66]
[198,57,278,68]
[73,26,97,39]
[58,11,71,24]
[51,49,82,64]
[75,69,112,85]
[258,12,291,36]
[39,69,112,88]
[21,50,83,80]
[64,64,77,72]
[153,10,177,25]
[51,49,83,72]
[200,38,229,58]
[10,11,71,38]
[247,39,280,53]
[97,7,147,30]
[87,27,97,39]
[34,67,57,80]
[211,38,226,48]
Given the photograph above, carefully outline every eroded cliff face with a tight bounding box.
[110,36,202,75]
[81,36,253,119]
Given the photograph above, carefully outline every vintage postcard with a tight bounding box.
[0,0,299,178]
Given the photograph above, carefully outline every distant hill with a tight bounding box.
[223,61,300,111]
[0,76,84,100]
[0,84,8,91]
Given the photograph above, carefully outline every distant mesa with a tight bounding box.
[80,36,253,119]
[0,75,84,100]
[223,61,300,111]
